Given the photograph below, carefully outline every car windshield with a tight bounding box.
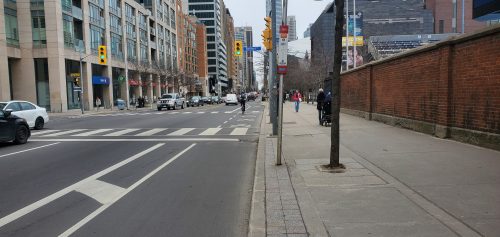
[191,96,200,100]
[0,103,6,110]
[162,95,173,99]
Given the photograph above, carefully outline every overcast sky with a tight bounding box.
[222,0,332,88]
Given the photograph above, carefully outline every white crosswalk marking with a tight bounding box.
[230,128,248,136]
[211,111,219,114]
[170,112,179,114]
[197,112,205,114]
[73,129,114,137]
[167,128,195,136]
[103,129,140,136]
[199,128,222,136]
[135,128,167,136]
[183,112,192,114]
[31,130,60,136]
[42,129,87,137]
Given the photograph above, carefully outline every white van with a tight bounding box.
[225,94,239,105]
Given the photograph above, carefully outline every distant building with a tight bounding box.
[425,0,487,34]
[192,16,209,96]
[472,0,500,22]
[266,0,282,46]
[235,27,255,91]
[304,24,312,38]
[287,16,298,42]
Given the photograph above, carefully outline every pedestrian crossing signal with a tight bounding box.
[235,41,243,56]
[98,45,107,65]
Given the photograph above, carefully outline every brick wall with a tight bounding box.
[340,26,500,147]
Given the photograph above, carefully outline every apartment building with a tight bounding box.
[192,15,208,96]
[287,15,298,42]
[234,26,254,92]
[223,8,237,92]
[0,0,178,112]
[186,0,228,95]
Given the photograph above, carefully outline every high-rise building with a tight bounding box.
[266,0,282,44]
[235,27,254,91]
[425,0,486,34]
[223,8,237,93]
[187,0,228,95]
[0,0,178,112]
[192,16,209,96]
[287,16,298,42]
[304,23,312,38]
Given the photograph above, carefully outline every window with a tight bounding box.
[4,7,19,47]
[439,20,444,34]
[32,10,46,47]
[127,39,137,60]
[20,102,36,110]
[90,26,104,51]
[6,103,22,112]
[189,4,213,11]
[126,22,136,38]
[111,33,123,59]
[110,14,122,34]
[63,14,74,48]
[206,28,215,34]
[170,8,175,28]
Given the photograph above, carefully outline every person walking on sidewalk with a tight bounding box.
[316,88,326,125]
[95,97,101,111]
[292,90,302,112]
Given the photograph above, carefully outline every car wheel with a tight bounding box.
[167,107,171,110]
[158,108,162,111]
[181,103,185,109]
[173,104,177,110]
[14,125,29,144]
[34,117,44,130]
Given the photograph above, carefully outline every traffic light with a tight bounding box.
[262,17,273,51]
[98,45,107,65]
[235,40,243,57]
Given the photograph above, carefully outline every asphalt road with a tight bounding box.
[0,101,263,237]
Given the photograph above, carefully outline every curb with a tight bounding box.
[248,103,267,237]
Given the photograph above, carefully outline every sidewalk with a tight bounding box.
[251,102,500,237]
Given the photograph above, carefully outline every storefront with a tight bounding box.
[92,76,110,107]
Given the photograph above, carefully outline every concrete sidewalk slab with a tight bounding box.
[253,101,500,236]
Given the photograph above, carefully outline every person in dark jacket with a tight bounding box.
[316,89,326,125]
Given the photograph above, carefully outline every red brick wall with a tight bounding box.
[340,26,500,134]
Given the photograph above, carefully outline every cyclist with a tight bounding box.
[240,92,247,114]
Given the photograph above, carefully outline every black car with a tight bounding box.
[0,110,30,144]
[212,96,221,104]
[187,96,204,107]
[201,96,212,104]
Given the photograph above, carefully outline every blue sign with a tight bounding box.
[92,76,110,85]
[244,47,262,52]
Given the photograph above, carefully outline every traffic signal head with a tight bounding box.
[262,28,273,51]
[265,17,272,29]
[98,45,107,65]
[235,40,243,57]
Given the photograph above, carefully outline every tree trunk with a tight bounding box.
[330,0,345,167]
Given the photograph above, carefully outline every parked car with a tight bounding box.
[0,101,49,130]
[212,96,221,104]
[247,93,256,101]
[0,110,30,144]
[225,94,239,105]
[157,93,185,110]
[187,96,204,107]
[201,96,212,105]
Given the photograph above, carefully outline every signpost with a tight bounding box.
[276,24,288,165]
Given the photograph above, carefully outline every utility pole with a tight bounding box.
[270,0,278,135]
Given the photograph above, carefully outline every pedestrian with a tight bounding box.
[317,88,326,125]
[292,90,302,112]
[95,97,101,111]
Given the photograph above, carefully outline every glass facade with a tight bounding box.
[34,58,51,110]
[31,10,46,47]
[4,1,19,47]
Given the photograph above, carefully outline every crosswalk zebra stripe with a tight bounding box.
[199,128,222,136]
[42,129,87,137]
[72,129,114,137]
[211,111,219,114]
[230,128,248,136]
[167,128,195,136]
[170,112,179,114]
[31,130,60,136]
[183,112,192,114]
[134,128,168,136]
[103,129,140,136]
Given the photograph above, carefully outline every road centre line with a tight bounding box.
[0,143,165,228]
[29,138,240,142]
[58,143,197,237]
[0,142,60,158]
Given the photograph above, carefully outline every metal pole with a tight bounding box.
[79,50,84,115]
[353,0,356,68]
[345,0,349,70]
[461,0,465,33]
[277,74,283,165]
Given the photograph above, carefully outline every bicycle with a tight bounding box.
[241,101,246,115]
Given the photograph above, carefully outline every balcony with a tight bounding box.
[139,22,148,30]
[149,27,156,36]
[150,41,157,49]
[72,6,83,20]
[112,51,124,61]
[88,0,104,8]
[126,32,137,40]
[126,16,136,25]
[90,17,105,28]
[111,26,122,35]
[30,1,44,10]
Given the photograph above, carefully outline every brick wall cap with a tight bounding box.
[342,25,500,75]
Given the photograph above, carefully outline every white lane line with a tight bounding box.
[103,129,140,136]
[72,129,114,137]
[223,121,228,124]
[75,179,126,205]
[31,130,60,136]
[42,129,87,137]
[183,112,192,114]
[155,112,164,115]
[30,138,240,142]
[230,128,249,136]
[225,107,241,113]
[170,112,179,114]
[211,111,219,114]
[0,144,165,228]
[197,112,205,114]
[59,144,196,237]
[199,128,222,136]
[167,128,195,136]
[0,143,60,158]
[134,128,167,136]
[229,118,233,120]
